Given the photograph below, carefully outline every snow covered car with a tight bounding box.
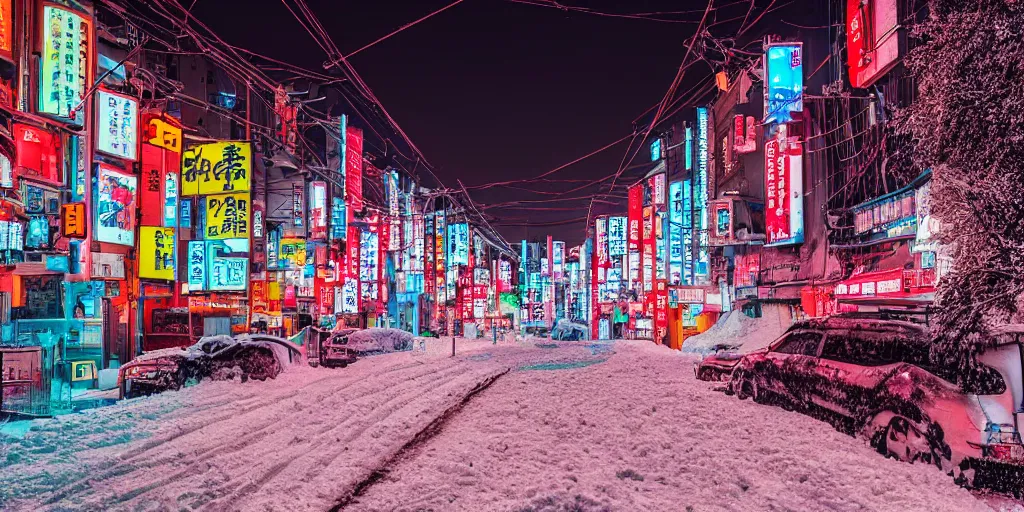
[723,316,1024,489]
[551,319,587,341]
[319,328,360,368]
[694,346,746,382]
[118,334,301,399]
[343,328,414,355]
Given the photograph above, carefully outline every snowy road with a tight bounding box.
[0,338,1011,511]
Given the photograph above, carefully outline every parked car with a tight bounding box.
[551,319,586,341]
[319,328,360,368]
[694,345,745,382]
[119,334,301,399]
[699,315,1024,490]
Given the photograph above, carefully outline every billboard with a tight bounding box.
[61,202,86,238]
[552,241,565,281]
[359,229,379,299]
[764,129,805,246]
[188,239,249,292]
[309,180,328,240]
[13,124,60,185]
[181,141,251,195]
[96,89,139,161]
[203,192,249,240]
[40,4,90,122]
[138,226,175,280]
[447,222,469,267]
[95,164,137,246]
[710,199,734,245]
[668,181,683,285]
[847,0,901,89]
[764,43,804,124]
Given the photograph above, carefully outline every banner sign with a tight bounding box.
[596,217,608,284]
[345,126,363,211]
[765,131,805,246]
[696,107,710,277]
[628,184,642,252]
[608,216,626,257]
[188,240,205,290]
[138,226,175,280]
[182,141,251,195]
[95,164,137,246]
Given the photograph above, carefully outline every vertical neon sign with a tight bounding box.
[696,107,710,278]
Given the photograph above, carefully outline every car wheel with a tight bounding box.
[240,349,280,381]
[732,371,755,400]
[872,416,947,468]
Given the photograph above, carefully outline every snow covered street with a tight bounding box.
[0,338,1015,511]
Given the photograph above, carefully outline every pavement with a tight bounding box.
[0,337,1017,512]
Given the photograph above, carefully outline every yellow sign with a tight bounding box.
[144,115,182,153]
[181,141,251,196]
[204,192,250,239]
[279,238,306,269]
[71,361,97,382]
[138,226,176,280]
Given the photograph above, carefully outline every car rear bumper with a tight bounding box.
[962,456,1024,494]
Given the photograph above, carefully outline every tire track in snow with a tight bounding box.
[331,367,511,511]
[40,358,442,509]
[123,359,426,461]
[43,358,478,511]
[199,362,495,509]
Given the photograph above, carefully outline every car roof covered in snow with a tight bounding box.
[790,316,928,338]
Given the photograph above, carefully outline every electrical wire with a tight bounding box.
[341,0,466,60]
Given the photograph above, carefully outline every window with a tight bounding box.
[821,330,902,366]
[773,332,822,356]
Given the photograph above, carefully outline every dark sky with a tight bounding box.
[194,0,802,246]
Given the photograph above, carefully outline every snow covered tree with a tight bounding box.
[897,0,1024,360]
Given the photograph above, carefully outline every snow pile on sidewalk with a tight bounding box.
[349,339,992,512]
[682,309,789,355]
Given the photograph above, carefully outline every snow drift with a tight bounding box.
[682,307,789,355]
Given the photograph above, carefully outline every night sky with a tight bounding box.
[196,0,806,245]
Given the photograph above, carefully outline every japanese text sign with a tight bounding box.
[182,141,251,195]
